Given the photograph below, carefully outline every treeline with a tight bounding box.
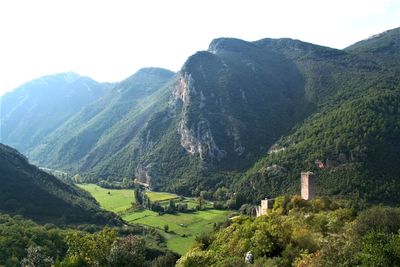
[133,186,199,214]
[177,196,400,266]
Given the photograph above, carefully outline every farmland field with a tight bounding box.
[123,209,231,253]
[146,191,178,202]
[78,184,233,254]
[78,184,134,212]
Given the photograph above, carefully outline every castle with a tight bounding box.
[256,171,314,216]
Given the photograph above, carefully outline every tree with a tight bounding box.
[150,252,178,267]
[225,198,237,210]
[108,235,146,267]
[64,228,117,266]
[352,206,400,237]
[358,232,400,267]
[21,246,53,267]
[165,200,176,213]
[151,202,164,213]
[198,197,204,210]
[213,187,229,201]
[164,224,169,232]
[134,187,143,206]
[145,194,151,209]
[200,191,212,200]
[177,203,188,213]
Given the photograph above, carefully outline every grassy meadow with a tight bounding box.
[78,184,134,212]
[78,184,232,254]
[146,191,179,202]
[123,208,230,254]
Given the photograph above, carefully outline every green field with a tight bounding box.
[146,191,179,202]
[79,184,232,254]
[123,209,230,253]
[78,184,134,212]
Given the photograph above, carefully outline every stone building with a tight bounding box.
[301,171,314,200]
[256,171,315,217]
[256,198,274,216]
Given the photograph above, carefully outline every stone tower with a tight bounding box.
[256,198,275,217]
[301,172,314,200]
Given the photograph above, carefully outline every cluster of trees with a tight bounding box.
[0,213,178,267]
[58,229,177,266]
[133,186,200,214]
[144,198,190,214]
[97,178,134,189]
[177,196,400,266]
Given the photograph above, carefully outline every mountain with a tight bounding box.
[345,27,400,72]
[119,38,320,193]
[236,28,400,204]
[97,31,394,196]
[108,28,400,201]
[0,143,121,225]
[2,28,400,204]
[27,68,175,177]
[0,72,108,153]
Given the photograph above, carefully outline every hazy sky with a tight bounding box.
[0,0,399,96]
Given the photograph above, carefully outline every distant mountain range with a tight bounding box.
[1,27,399,204]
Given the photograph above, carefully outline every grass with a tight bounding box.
[146,191,179,202]
[122,209,156,221]
[79,184,233,255]
[78,184,134,213]
[122,209,231,254]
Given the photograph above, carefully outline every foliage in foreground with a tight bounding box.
[0,213,178,267]
[177,197,400,266]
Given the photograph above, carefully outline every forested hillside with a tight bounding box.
[0,143,120,225]
[236,28,400,204]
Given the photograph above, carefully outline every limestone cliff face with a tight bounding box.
[174,73,226,160]
[178,118,226,160]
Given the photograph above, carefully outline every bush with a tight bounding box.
[176,203,188,212]
[151,202,165,213]
[164,225,169,232]
[352,206,400,237]
[108,235,146,267]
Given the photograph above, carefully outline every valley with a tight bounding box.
[0,25,400,266]
[78,184,233,254]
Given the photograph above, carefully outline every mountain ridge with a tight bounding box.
[1,27,400,203]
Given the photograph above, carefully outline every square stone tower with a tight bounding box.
[301,172,314,200]
[256,198,275,217]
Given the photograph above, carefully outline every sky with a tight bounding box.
[0,0,399,96]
